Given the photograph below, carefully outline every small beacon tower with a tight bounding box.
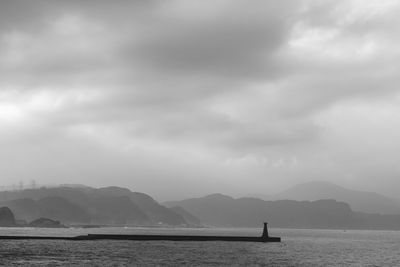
[262,222,269,238]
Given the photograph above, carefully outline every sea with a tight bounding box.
[0,227,399,266]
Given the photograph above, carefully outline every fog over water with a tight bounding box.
[1,1,400,200]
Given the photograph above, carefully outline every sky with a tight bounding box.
[1,0,400,201]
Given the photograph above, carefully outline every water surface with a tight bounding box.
[0,227,399,266]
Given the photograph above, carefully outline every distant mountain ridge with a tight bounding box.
[274,181,400,215]
[3,182,399,229]
[164,193,400,230]
[165,194,355,228]
[0,186,194,226]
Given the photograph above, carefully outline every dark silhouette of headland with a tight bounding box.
[0,207,16,227]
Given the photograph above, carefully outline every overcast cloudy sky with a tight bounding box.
[1,0,400,200]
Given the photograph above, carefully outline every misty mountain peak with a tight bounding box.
[203,193,234,201]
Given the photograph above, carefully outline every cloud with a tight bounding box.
[127,1,296,79]
[1,0,400,198]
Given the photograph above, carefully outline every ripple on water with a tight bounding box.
[0,228,399,266]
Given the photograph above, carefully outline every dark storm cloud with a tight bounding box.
[0,0,395,140]
[0,0,307,143]
[0,0,299,93]
[128,3,295,79]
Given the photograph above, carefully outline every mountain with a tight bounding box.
[165,194,355,227]
[0,186,186,226]
[164,194,400,230]
[87,195,149,225]
[169,206,202,226]
[3,197,91,223]
[275,181,400,215]
[245,193,272,201]
[96,187,186,225]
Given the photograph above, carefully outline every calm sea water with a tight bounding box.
[0,227,399,266]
